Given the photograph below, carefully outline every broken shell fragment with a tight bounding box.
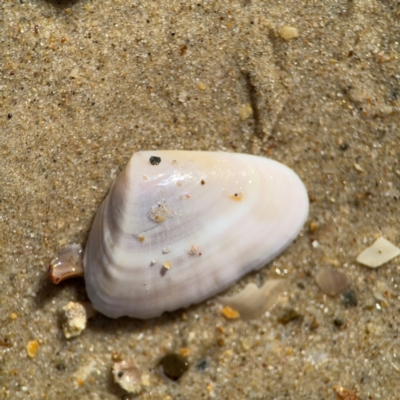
[79,151,308,318]
[219,279,286,320]
[356,237,400,268]
[48,243,84,284]
[112,358,143,394]
[62,301,95,339]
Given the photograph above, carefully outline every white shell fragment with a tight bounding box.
[61,301,95,339]
[219,279,286,320]
[356,237,400,268]
[315,267,349,297]
[83,151,309,318]
[112,358,143,394]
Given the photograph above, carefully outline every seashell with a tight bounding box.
[79,151,309,319]
[218,279,286,320]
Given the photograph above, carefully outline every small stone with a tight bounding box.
[308,316,319,331]
[277,308,304,325]
[55,363,66,371]
[309,221,318,233]
[221,305,239,320]
[341,288,358,308]
[10,313,17,320]
[178,91,188,102]
[112,358,142,394]
[196,359,209,371]
[354,163,364,172]
[333,385,359,400]
[27,340,39,358]
[69,67,79,78]
[179,348,191,357]
[238,103,253,120]
[62,301,95,339]
[315,267,350,296]
[279,26,299,40]
[159,353,189,381]
[333,317,344,328]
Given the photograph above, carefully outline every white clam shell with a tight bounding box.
[83,151,308,318]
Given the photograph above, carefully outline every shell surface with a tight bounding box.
[84,151,308,318]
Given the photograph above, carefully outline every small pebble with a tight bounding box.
[309,221,318,233]
[27,340,39,358]
[333,317,345,328]
[279,26,298,40]
[277,308,304,325]
[341,288,358,308]
[315,267,350,296]
[221,305,240,320]
[159,353,189,381]
[179,348,191,357]
[196,359,209,371]
[333,385,359,400]
[238,103,253,120]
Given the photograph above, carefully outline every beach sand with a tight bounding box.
[1,0,400,398]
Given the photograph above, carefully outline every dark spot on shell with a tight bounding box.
[159,353,189,381]
[201,180,205,185]
[117,371,124,378]
[149,156,161,165]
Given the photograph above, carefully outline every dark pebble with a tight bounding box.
[159,353,189,381]
[277,308,304,325]
[341,288,358,308]
[333,317,344,327]
[55,363,66,371]
[196,359,209,371]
